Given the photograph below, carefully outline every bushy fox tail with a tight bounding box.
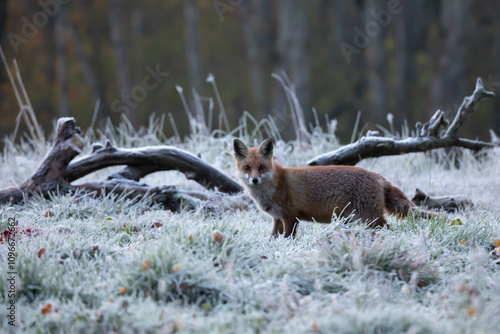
[383,182,442,221]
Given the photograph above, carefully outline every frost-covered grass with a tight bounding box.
[1,120,500,334]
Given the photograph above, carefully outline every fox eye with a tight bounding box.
[259,165,265,171]
[244,165,250,171]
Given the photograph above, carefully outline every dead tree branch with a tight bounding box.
[412,188,473,212]
[65,142,241,193]
[0,117,241,210]
[308,78,495,166]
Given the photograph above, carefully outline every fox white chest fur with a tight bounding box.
[238,171,282,218]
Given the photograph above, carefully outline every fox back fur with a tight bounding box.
[234,137,439,238]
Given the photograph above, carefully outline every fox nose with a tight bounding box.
[252,178,259,184]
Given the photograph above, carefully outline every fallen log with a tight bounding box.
[411,188,473,212]
[0,117,241,210]
[308,78,496,166]
[65,141,241,194]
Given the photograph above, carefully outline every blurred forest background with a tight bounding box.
[0,0,499,144]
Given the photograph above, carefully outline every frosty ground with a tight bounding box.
[1,122,500,334]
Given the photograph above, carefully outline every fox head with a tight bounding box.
[233,138,274,186]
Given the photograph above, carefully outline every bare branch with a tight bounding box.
[308,78,496,166]
[445,78,495,138]
[65,141,241,194]
[428,110,446,137]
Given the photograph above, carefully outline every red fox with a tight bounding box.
[234,138,441,238]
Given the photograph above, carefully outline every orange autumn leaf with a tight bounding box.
[212,230,225,243]
[41,303,52,314]
[143,260,149,271]
[37,248,46,258]
[467,307,477,317]
[120,287,127,294]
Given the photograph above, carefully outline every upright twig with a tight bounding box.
[272,72,309,144]
[206,73,230,132]
[0,46,45,146]
[176,85,197,135]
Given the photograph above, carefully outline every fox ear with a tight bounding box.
[233,139,248,160]
[258,137,274,159]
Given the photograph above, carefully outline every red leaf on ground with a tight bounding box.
[0,227,42,243]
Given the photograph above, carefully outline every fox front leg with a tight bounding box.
[283,219,299,239]
[271,218,284,237]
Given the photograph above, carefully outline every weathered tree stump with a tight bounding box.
[0,118,84,204]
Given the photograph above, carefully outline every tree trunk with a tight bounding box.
[0,0,6,42]
[428,1,473,119]
[66,14,104,118]
[394,1,415,125]
[108,0,136,125]
[88,0,110,124]
[183,0,202,92]
[55,9,69,117]
[239,0,267,120]
[364,0,387,125]
[272,0,310,138]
